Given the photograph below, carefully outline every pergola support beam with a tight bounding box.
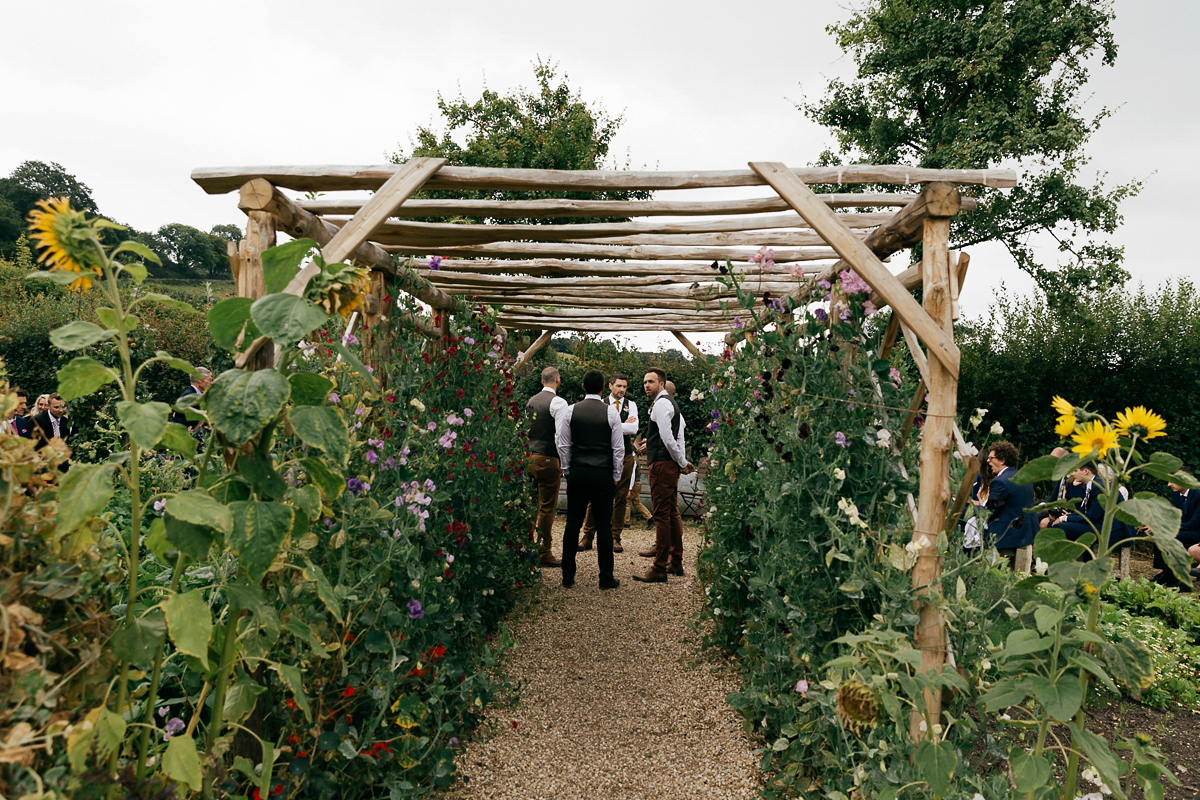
[321,158,445,264]
[750,163,961,380]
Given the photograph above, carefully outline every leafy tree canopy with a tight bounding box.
[805,0,1138,308]
[392,59,648,224]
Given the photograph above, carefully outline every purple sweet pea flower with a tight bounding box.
[835,431,848,448]
[327,391,340,404]
[408,599,424,619]
[429,256,442,270]
[462,408,473,418]
[366,450,378,464]
[795,679,809,695]
[162,717,185,741]
[347,477,365,494]
[343,333,359,346]
[814,308,828,322]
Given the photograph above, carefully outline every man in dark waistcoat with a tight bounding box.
[634,368,694,583]
[576,372,639,554]
[555,369,624,590]
[525,367,567,567]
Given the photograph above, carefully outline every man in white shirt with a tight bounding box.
[555,369,624,590]
[525,367,568,567]
[576,373,639,554]
[633,368,694,583]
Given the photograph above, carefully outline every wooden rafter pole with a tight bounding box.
[236,210,276,369]
[670,331,716,372]
[748,163,961,381]
[909,198,957,744]
[321,157,446,264]
[514,330,553,370]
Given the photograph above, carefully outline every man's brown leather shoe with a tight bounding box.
[539,556,562,568]
[667,565,684,576]
[632,568,668,583]
[576,538,593,551]
[612,540,624,553]
[638,548,656,558]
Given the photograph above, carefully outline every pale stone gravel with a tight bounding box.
[447,519,762,800]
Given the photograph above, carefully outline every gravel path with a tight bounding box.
[448,518,762,799]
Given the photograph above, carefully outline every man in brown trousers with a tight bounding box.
[525,367,567,567]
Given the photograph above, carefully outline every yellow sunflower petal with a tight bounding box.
[1055,414,1076,438]
[1070,420,1119,459]
[1051,395,1074,417]
[1114,405,1167,441]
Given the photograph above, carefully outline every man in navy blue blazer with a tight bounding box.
[1152,478,1200,588]
[982,441,1036,569]
[1045,461,1106,545]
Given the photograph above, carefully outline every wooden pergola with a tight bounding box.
[192,159,1016,739]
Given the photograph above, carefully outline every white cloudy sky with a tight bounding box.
[3,0,1196,352]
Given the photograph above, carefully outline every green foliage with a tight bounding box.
[957,281,1200,477]
[805,0,1138,304]
[393,59,649,224]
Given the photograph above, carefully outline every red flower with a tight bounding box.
[512,720,519,729]
[341,686,356,697]
[274,784,283,795]
[429,643,446,660]
[385,393,396,403]
[285,698,296,709]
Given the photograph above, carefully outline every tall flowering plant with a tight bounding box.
[980,398,1193,799]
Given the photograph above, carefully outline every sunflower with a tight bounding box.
[1055,414,1076,438]
[1071,420,1119,459]
[308,263,370,319]
[26,197,99,291]
[1051,395,1074,417]
[1114,405,1167,441]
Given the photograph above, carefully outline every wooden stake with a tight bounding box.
[910,211,956,743]
[238,210,276,370]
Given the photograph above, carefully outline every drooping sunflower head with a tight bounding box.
[26,197,101,290]
[1114,406,1167,442]
[308,263,370,319]
[1055,414,1077,438]
[835,678,879,735]
[1051,395,1074,418]
[1071,420,1119,459]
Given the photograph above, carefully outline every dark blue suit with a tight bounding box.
[1172,489,1200,549]
[1055,477,1106,542]
[985,466,1036,550]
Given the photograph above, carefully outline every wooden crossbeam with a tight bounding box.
[414,258,830,279]
[514,330,553,369]
[193,164,1018,195]
[750,163,961,380]
[326,210,889,246]
[321,158,445,264]
[299,193,939,218]
[383,241,840,262]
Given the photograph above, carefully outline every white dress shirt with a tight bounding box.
[555,394,626,482]
[649,390,687,468]
[608,394,639,441]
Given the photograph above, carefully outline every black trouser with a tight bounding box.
[562,465,616,585]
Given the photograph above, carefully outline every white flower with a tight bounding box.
[690,388,705,402]
[976,407,988,417]
[990,421,1004,435]
[833,468,846,481]
[875,429,892,448]
[969,413,983,428]
[410,398,426,412]
[411,579,421,589]
[1034,558,1049,575]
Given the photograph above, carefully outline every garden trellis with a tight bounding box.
[192,158,1015,739]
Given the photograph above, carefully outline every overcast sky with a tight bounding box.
[3,0,1195,352]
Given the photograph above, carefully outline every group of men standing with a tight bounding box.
[524,366,694,590]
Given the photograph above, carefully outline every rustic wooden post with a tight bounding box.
[237,205,276,370]
[514,330,552,374]
[910,182,959,742]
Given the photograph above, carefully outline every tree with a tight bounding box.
[392,59,648,224]
[210,223,243,243]
[804,0,1138,307]
[153,223,228,278]
[8,160,99,214]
